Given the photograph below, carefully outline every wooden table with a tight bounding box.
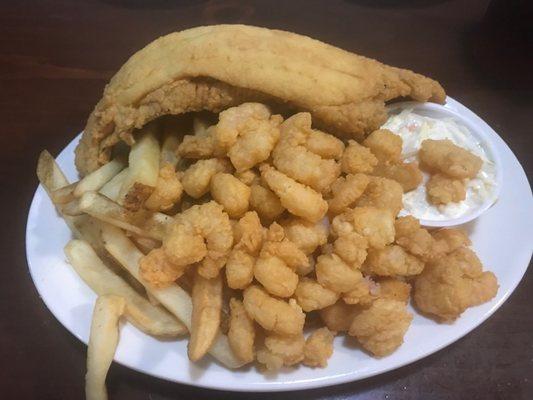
[1,0,531,398]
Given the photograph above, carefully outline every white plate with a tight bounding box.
[25,97,533,392]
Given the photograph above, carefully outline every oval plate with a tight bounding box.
[25,97,533,392]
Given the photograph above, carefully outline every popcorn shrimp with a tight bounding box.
[371,161,423,192]
[341,140,378,174]
[426,173,466,204]
[316,253,364,293]
[356,176,403,216]
[303,328,335,368]
[328,174,370,215]
[362,129,403,163]
[181,158,232,198]
[419,139,482,179]
[249,183,286,222]
[294,277,339,312]
[210,172,251,217]
[280,217,328,255]
[144,163,183,212]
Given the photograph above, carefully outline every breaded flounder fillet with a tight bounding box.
[76,25,445,174]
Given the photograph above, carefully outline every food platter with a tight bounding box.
[25,97,532,392]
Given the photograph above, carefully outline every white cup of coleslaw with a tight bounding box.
[383,101,502,228]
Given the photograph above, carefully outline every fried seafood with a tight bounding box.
[257,333,305,370]
[426,173,466,205]
[303,328,335,368]
[371,161,423,192]
[362,129,403,163]
[181,158,232,199]
[249,183,286,222]
[144,163,183,212]
[279,217,328,255]
[356,176,403,216]
[364,245,424,277]
[328,174,370,215]
[419,139,482,179]
[294,277,339,312]
[341,140,378,174]
[316,253,364,293]
[210,172,251,217]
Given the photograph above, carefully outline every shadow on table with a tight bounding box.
[345,0,451,9]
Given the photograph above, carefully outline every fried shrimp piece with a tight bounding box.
[181,158,232,198]
[332,207,395,249]
[303,327,335,368]
[139,247,186,287]
[280,217,328,255]
[341,140,378,174]
[294,277,339,312]
[328,174,370,215]
[394,216,436,260]
[260,164,327,222]
[257,333,305,370]
[226,211,263,289]
[342,276,379,305]
[426,173,466,204]
[249,183,286,222]
[178,126,219,159]
[272,113,341,193]
[378,278,411,303]
[163,201,233,278]
[332,232,368,268]
[228,298,255,364]
[144,163,183,211]
[364,245,424,277]
[414,247,498,321]
[235,169,260,185]
[371,161,423,192]
[349,298,413,357]
[316,253,364,293]
[319,301,359,332]
[362,129,403,163]
[419,139,483,179]
[432,228,471,254]
[243,285,305,335]
[305,130,345,160]
[210,172,251,217]
[356,176,403,216]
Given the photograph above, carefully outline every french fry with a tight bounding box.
[65,240,187,337]
[101,224,245,368]
[85,295,125,400]
[37,150,70,194]
[99,168,129,202]
[193,116,209,136]
[130,235,161,254]
[189,272,223,361]
[161,132,181,169]
[51,182,77,204]
[74,158,126,197]
[79,191,172,240]
[61,199,83,216]
[119,124,160,210]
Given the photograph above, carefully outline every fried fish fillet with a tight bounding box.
[76,25,445,175]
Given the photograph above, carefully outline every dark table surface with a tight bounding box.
[1,0,532,399]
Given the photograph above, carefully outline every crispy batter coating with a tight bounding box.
[414,247,498,321]
[394,216,435,260]
[341,140,378,174]
[419,139,482,179]
[349,298,413,357]
[181,158,232,198]
[225,249,255,290]
[364,245,425,277]
[144,163,183,212]
[294,278,339,312]
[356,176,404,216]
[235,169,260,186]
[426,173,466,205]
[303,327,335,368]
[332,207,395,249]
[257,333,305,370]
[280,217,328,255]
[342,276,379,305]
[305,130,345,160]
[333,232,368,268]
[243,285,305,335]
[254,255,299,298]
[362,129,403,163]
[210,172,251,217]
[178,126,219,159]
[328,174,370,215]
[272,113,341,193]
[163,201,233,278]
[378,278,411,303]
[228,298,255,364]
[316,253,364,293]
[139,247,186,287]
[372,161,423,192]
[319,301,358,332]
[432,228,471,255]
[232,211,264,254]
[260,164,327,222]
[249,183,286,222]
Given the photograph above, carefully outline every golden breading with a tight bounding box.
[414,247,498,321]
[144,163,183,212]
[232,211,264,254]
[178,126,219,159]
[394,216,435,260]
[371,161,423,192]
[243,285,305,335]
[181,158,232,199]
[319,301,359,332]
[303,328,335,368]
[419,139,482,179]
[432,228,471,254]
[294,278,339,312]
[225,249,255,289]
[228,298,255,364]
[249,183,286,222]
[235,169,260,186]
[139,247,186,287]
[273,113,341,193]
[426,173,466,205]
[260,164,328,222]
[254,255,299,298]
[341,140,378,174]
[316,253,364,293]
[328,174,370,215]
[333,232,368,269]
[342,277,378,305]
[332,207,395,249]
[364,245,425,277]
[377,278,411,303]
[349,298,413,357]
[362,129,403,163]
[257,333,305,370]
[210,172,251,217]
[305,130,345,160]
[356,176,404,216]
[280,217,328,255]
